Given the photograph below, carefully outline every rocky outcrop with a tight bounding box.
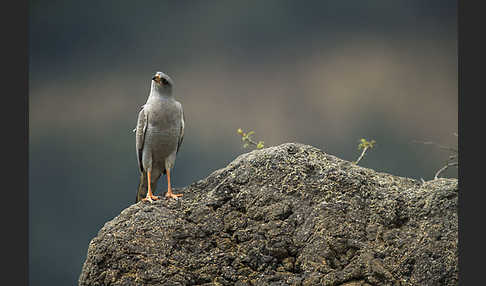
[79,143,458,286]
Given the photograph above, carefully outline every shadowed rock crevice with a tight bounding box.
[79,143,458,286]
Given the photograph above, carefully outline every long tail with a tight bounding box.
[136,172,148,203]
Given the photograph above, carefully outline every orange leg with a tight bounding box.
[143,171,159,203]
[165,169,183,199]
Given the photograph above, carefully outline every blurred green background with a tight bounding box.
[29,1,457,285]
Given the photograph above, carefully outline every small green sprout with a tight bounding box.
[237,128,264,149]
[354,138,376,164]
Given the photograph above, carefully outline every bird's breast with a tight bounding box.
[144,126,179,158]
[146,102,181,127]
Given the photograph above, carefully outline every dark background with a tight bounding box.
[29,1,457,285]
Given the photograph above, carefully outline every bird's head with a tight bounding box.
[152,71,174,93]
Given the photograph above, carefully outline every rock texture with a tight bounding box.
[79,143,458,286]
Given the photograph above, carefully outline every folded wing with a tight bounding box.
[135,107,148,173]
[176,102,185,154]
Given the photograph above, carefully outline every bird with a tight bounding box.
[134,71,185,203]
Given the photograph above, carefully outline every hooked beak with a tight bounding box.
[152,74,161,83]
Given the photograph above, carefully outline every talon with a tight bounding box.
[165,192,183,199]
[142,171,159,203]
[164,169,182,199]
[142,194,159,203]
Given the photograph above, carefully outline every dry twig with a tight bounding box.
[412,133,458,180]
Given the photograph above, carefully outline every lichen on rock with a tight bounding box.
[79,143,458,286]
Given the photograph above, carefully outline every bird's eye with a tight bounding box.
[162,78,169,85]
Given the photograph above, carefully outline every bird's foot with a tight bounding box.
[165,191,183,199]
[142,194,160,203]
